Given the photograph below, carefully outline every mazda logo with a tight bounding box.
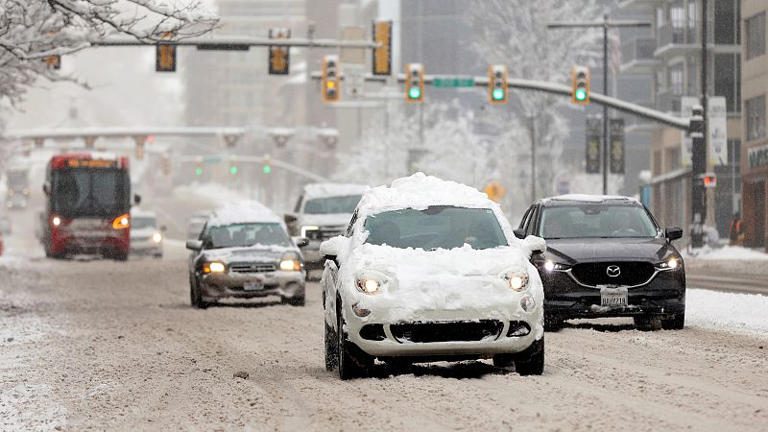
[606,265,621,278]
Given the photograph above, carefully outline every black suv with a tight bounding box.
[517,195,685,331]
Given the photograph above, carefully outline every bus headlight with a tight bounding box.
[112,214,130,230]
[51,216,62,227]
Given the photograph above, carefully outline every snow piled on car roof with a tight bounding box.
[358,172,495,214]
[303,183,368,200]
[207,201,282,226]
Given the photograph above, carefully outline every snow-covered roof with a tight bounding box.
[542,194,639,204]
[303,182,368,200]
[207,201,282,226]
[357,173,495,215]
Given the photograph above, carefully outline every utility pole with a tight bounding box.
[529,115,536,201]
[548,14,651,195]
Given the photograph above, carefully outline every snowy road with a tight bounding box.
[1,212,767,431]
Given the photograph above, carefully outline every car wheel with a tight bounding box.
[513,337,545,376]
[492,354,515,369]
[282,296,305,306]
[190,277,207,309]
[634,315,662,331]
[661,313,685,330]
[337,308,373,380]
[324,320,338,371]
[544,314,564,332]
[113,252,129,262]
[154,253,163,259]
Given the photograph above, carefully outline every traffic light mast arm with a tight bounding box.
[92,36,379,49]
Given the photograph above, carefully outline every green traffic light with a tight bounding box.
[229,165,238,175]
[195,167,203,176]
[575,88,588,101]
[262,164,272,174]
[492,88,505,101]
[408,87,421,99]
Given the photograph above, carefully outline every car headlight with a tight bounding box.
[500,270,529,291]
[152,232,163,243]
[541,260,569,272]
[300,225,319,238]
[279,253,302,271]
[203,261,226,274]
[656,257,681,271]
[354,270,391,295]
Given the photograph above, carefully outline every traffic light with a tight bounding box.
[321,55,340,103]
[229,164,238,175]
[405,63,424,102]
[488,65,508,104]
[156,43,176,72]
[571,66,590,105]
[194,162,203,176]
[701,173,717,188]
[262,156,272,174]
[268,28,290,75]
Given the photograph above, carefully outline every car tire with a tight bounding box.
[337,308,373,380]
[662,313,685,330]
[113,252,128,262]
[492,354,515,369]
[634,315,662,331]
[512,337,545,376]
[282,296,305,307]
[324,320,338,371]
[544,314,564,332]
[154,253,163,259]
[190,277,207,309]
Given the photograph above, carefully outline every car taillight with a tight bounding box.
[112,213,130,230]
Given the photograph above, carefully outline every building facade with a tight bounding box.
[619,0,742,239]
[741,0,768,248]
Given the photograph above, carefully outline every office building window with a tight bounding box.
[715,0,738,44]
[715,53,741,113]
[746,95,766,141]
[746,12,766,60]
[669,64,683,95]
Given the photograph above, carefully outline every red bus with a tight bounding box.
[42,153,133,260]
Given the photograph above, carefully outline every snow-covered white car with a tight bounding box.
[285,183,368,272]
[130,209,165,258]
[320,173,546,379]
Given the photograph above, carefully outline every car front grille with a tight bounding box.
[229,262,277,273]
[390,320,504,343]
[305,226,345,241]
[570,262,655,287]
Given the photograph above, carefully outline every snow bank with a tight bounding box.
[687,288,768,336]
[304,183,369,200]
[685,245,768,261]
[207,201,282,226]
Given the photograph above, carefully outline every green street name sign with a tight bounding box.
[432,77,475,88]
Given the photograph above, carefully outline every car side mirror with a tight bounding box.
[665,227,683,241]
[293,236,309,248]
[160,225,168,232]
[185,240,202,251]
[513,229,526,239]
[320,235,348,260]
[43,184,50,195]
[284,213,297,224]
[524,235,547,255]
[134,194,142,205]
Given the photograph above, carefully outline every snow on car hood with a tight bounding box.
[299,213,352,227]
[342,243,541,322]
[202,244,296,263]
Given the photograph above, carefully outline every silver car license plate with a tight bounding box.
[243,281,264,291]
[600,287,628,307]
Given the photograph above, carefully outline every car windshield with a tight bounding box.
[51,168,130,217]
[303,195,361,214]
[205,223,291,249]
[539,204,659,239]
[364,206,507,250]
[132,217,156,229]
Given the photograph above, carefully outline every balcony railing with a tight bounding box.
[621,38,656,63]
[656,21,713,51]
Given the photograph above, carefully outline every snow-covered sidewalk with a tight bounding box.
[687,288,768,336]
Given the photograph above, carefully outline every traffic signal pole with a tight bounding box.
[548,16,651,195]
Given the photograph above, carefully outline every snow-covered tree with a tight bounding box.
[469,0,604,201]
[0,0,217,104]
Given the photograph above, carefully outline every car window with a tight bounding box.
[204,223,291,249]
[364,206,508,250]
[519,206,534,230]
[132,217,156,229]
[345,209,358,237]
[303,195,361,214]
[538,204,658,239]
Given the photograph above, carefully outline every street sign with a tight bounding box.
[268,28,290,75]
[585,117,601,174]
[432,77,475,88]
[372,21,392,76]
[483,181,506,202]
[609,118,625,174]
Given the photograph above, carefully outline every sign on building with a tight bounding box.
[748,144,768,169]
[708,96,728,166]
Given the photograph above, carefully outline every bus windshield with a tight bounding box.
[51,168,130,217]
